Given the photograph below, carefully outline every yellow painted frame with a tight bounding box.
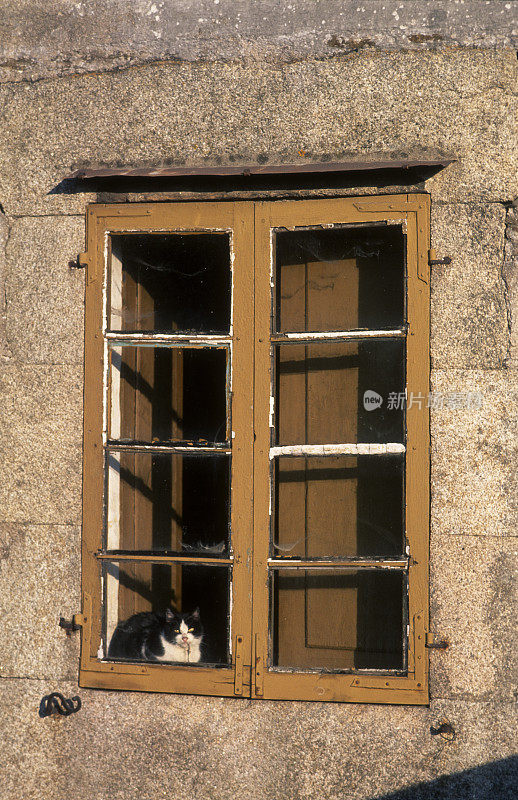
[79,195,430,703]
[252,195,430,704]
[80,202,254,696]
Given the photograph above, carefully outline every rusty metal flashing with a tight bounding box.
[67,159,453,181]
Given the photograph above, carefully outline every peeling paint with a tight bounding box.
[270,443,406,457]
[273,328,405,341]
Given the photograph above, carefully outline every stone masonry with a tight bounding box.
[0,3,516,799]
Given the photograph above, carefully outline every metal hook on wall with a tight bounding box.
[430,720,456,741]
[39,692,82,718]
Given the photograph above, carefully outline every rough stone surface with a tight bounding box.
[431,370,518,538]
[0,679,516,800]
[0,524,80,679]
[1,4,517,798]
[503,201,518,369]
[0,210,11,363]
[0,1,517,83]
[430,203,510,370]
[430,534,517,703]
[0,50,516,215]
[3,216,85,364]
[0,365,83,524]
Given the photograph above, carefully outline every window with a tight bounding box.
[80,195,430,703]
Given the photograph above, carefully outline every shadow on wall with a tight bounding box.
[371,756,517,800]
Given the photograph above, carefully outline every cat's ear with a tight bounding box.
[165,608,175,621]
[192,607,200,620]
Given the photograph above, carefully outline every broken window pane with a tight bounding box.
[106,451,230,554]
[274,339,405,445]
[273,455,404,558]
[271,569,405,671]
[109,345,228,443]
[103,561,230,665]
[109,233,231,333]
[274,225,405,333]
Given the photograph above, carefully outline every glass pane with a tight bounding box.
[275,339,405,445]
[274,225,405,332]
[106,452,230,554]
[104,561,230,665]
[109,345,228,443]
[271,569,405,671]
[273,455,404,558]
[109,233,231,333]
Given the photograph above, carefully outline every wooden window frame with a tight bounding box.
[79,194,430,705]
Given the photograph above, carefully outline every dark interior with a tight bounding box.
[274,339,406,446]
[110,233,231,333]
[105,561,230,665]
[111,345,228,443]
[272,569,404,671]
[273,454,405,558]
[275,224,405,332]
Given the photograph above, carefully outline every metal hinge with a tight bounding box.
[59,613,84,634]
[253,634,264,697]
[428,249,452,267]
[234,635,245,696]
[430,719,456,740]
[425,631,449,649]
[69,252,88,270]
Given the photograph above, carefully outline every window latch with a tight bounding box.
[68,252,88,270]
[425,631,449,649]
[428,249,452,267]
[59,613,84,635]
[430,720,456,740]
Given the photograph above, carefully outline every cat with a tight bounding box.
[107,607,204,664]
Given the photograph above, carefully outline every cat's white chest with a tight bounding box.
[156,635,201,663]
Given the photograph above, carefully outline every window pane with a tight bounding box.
[104,561,230,665]
[273,455,404,558]
[106,452,230,554]
[271,569,405,671]
[274,225,405,332]
[109,346,228,443]
[275,339,405,445]
[109,233,231,333]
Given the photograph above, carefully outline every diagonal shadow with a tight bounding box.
[104,561,177,608]
[369,755,517,800]
[108,453,183,526]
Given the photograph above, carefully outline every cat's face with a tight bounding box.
[165,608,203,650]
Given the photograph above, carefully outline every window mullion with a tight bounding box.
[267,559,407,569]
[271,328,406,342]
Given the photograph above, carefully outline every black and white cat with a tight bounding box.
[107,607,204,664]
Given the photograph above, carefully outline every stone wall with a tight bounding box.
[0,3,516,798]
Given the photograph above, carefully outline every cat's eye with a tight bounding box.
[174,629,180,633]
[188,628,194,632]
